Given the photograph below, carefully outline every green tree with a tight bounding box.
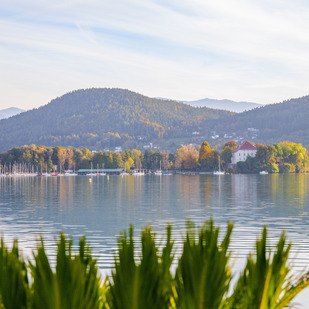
[221,147,232,165]
[112,153,124,169]
[255,144,276,172]
[142,149,156,170]
[73,149,84,169]
[279,163,295,173]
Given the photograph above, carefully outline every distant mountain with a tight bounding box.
[186,98,262,113]
[0,88,231,152]
[0,107,25,120]
[208,95,309,148]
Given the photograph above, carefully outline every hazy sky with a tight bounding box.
[1,0,309,110]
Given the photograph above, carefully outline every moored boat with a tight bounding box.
[96,173,107,176]
[213,155,225,175]
[64,172,77,176]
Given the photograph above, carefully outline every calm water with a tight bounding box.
[1,174,309,305]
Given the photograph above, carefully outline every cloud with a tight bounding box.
[1,0,309,109]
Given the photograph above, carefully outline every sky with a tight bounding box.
[1,0,309,110]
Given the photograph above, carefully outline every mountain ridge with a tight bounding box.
[207,95,309,148]
[0,88,231,152]
[0,89,308,152]
[185,98,262,113]
[0,107,25,120]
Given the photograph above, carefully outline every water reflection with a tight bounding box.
[0,174,309,271]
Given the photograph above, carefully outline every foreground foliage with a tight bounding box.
[0,220,309,308]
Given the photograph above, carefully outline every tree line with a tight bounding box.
[0,140,308,173]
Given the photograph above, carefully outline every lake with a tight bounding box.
[1,174,309,305]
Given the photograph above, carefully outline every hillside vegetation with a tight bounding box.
[1,89,309,152]
[208,95,309,148]
[0,88,230,152]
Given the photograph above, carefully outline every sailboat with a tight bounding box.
[95,164,106,176]
[154,161,162,175]
[213,155,225,175]
[86,162,97,176]
[64,164,78,176]
[37,163,50,177]
[132,161,145,175]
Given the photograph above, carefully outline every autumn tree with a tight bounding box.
[278,141,308,172]
[198,141,219,171]
[124,157,134,171]
[224,140,238,150]
[58,148,74,170]
[175,144,199,170]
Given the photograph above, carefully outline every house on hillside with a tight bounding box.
[231,141,257,164]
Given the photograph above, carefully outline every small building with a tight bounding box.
[231,141,257,165]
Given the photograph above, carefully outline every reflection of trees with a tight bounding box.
[199,176,214,208]
[274,174,307,208]
[177,176,200,209]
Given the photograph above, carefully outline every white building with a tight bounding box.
[231,141,257,164]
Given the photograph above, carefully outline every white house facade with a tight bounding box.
[231,141,257,164]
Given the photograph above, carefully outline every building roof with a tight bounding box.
[77,169,123,172]
[232,141,257,152]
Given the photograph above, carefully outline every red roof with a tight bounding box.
[232,141,256,152]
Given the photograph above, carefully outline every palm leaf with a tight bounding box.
[108,224,175,309]
[0,238,29,309]
[227,226,309,309]
[30,233,102,309]
[175,219,233,309]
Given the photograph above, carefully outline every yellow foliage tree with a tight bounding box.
[175,144,199,170]
[124,157,135,171]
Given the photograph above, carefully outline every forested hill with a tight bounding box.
[0,88,231,152]
[209,95,309,147]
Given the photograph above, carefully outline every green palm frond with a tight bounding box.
[30,233,102,309]
[108,224,175,309]
[0,238,29,309]
[30,237,57,309]
[175,219,233,309]
[226,226,309,309]
[1,222,309,309]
